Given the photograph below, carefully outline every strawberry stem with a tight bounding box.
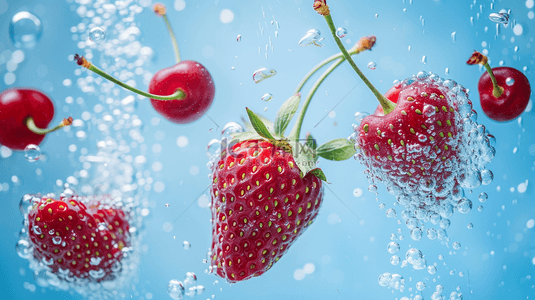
[318,8,396,114]
[294,36,377,94]
[26,117,73,135]
[74,54,186,101]
[154,3,181,63]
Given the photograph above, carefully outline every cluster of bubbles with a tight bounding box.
[167,272,205,299]
[13,0,159,298]
[298,29,324,47]
[16,192,142,298]
[351,71,496,239]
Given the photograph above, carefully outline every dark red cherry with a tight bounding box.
[478,66,531,122]
[0,88,54,150]
[148,60,215,124]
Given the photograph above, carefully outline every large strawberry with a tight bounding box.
[210,95,355,282]
[27,195,130,282]
[315,2,495,226]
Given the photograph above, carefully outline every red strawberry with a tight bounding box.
[355,72,487,204]
[210,139,324,282]
[27,196,129,282]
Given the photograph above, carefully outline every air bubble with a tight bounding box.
[391,255,400,265]
[505,77,515,86]
[168,279,185,300]
[489,12,509,26]
[9,11,43,49]
[387,242,400,254]
[336,27,347,38]
[367,62,377,70]
[183,241,191,250]
[261,93,273,102]
[453,242,461,250]
[24,144,41,162]
[253,68,277,83]
[298,29,324,47]
[89,27,106,43]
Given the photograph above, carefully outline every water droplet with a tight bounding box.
[428,265,437,274]
[416,281,426,291]
[478,205,484,212]
[354,112,369,124]
[184,272,197,286]
[206,139,221,159]
[451,31,456,42]
[89,27,106,43]
[253,68,277,83]
[386,208,397,218]
[183,241,191,250]
[387,241,400,254]
[489,12,509,26]
[445,68,450,75]
[298,29,324,47]
[453,241,461,250]
[367,62,377,70]
[421,55,427,64]
[165,203,170,207]
[88,269,106,279]
[9,12,43,49]
[378,272,393,286]
[467,223,473,229]
[336,27,347,38]
[506,77,515,86]
[221,122,244,140]
[514,46,519,52]
[478,192,488,203]
[23,144,41,162]
[32,225,42,235]
[168,279,185,300]
[196,285,205,295]
[236,34,242,42]
[52,236,62,245]
[261,93,273,102]
[391,255,400,265]
[427,228,437,240]
[375,14,379,18]
[457,198,473,213]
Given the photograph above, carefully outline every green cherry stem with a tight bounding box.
[466,51,504,98]
[293,36,376,95]
[154,3,181,63]
[314,2,396,114]
[73,54,186,101]
[289,57,345,140]
[26,117,73,135]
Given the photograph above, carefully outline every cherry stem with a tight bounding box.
[321,13,396,114]
[483,63,504,98]
[74,54,186,101]
[154,4,181,63]
[26,117,73,135]
[294,41,371,95]
[289,57,345,140]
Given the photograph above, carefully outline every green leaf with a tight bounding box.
[274,94,301,136]
[256,114,275,132]
[289,140,318,176]
[316,138,356,161]
[246,108,275,141]
[310,168,329,182]
[305,132,317,150]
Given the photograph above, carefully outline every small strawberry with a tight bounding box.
[27,195,129,282]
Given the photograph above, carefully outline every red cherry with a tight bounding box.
[0,88,54,150]
[148,60,215,124]
[478,66,531,122]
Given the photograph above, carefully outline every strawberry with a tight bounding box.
[210,139,324,282]
[27,195,129,282]
[354,72,495,210]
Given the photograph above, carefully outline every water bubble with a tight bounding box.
[354,112,369,124]
[88,269,106,280]
[386,208,397,218]
[478,205,484,212]
[236,34,241,42]
[88,27,106,43]
[391,255,400,265]
[52,236,62,245]
[196,285,205,295]
[221,122,243,140]
[505,77,515,86]
[9,11,43,49]
[388,274,404,290]
[481,169,493,185]
[298,29,324,47]
[253,68,277,83]
[478,192,488,203]
[206,139,221,159]
[453,242,461,250]
[467,223,473,229]
[406,248,423,265]
[421,56,427,64]
[457,198,473,214]
[378,272,392,286]
[168,279,185,300]
[489,12,509,26]
[336,27,347,38]
[451,31,456,42]
[387,241,400,254]
[367,62,377,70]
[184,272,197,287]
[410,227,423,241]
[16,240,32,259]
[445,68,450,75]
[261,93,273,102]
[183,241,191,250]
[416,281,426,291]
[24,144,41,162]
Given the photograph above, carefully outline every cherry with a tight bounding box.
[148,61,215,124]
[0,88,72,150]
[467,51,531,122]
[73,3,215,124]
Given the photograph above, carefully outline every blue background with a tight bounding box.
[1,0,534,299]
